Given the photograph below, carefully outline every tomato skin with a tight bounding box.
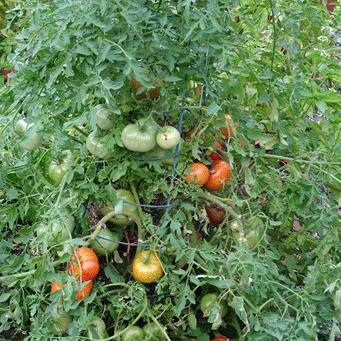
[86,132,113,158]
[95,104,114,130]
[68,246,99,281]
[122,326,144,341]
[101,189,138,226]
[90,228,120,256]
[204,160,232,191]
[121,118,160,152]
[51,280,93,300]
[49,309,72,335]
[156,126,181,149]
[205,204,226,226]
[142,322,163,339]
[132,250,163,283]
[200,293,227,318]
[185,163,210,186]
[48,150,73,185]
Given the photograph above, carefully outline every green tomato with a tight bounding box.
[49,311,72,336]
[121,117,160,152]
[156,126,181,149]
[142,322,163,340]
[36,211,75,246]
[15,118,43,151]
[48,150,73,185]
[200,293,227,318]
[95,104,114,130]
[101,189,138,226]
[90,228,121,256]
[86,131,112,158]
[88,316,109,340]
[122,326,144,341]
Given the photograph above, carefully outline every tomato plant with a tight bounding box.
[68,246,99,282]
[132,250,163,283]
[185,163,210,186]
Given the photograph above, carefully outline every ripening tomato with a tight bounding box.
[211,337,230,341]
[204,160,232,191]
[51,280,93,300]
[68,246,99,281]
[132,250,163,283]
[130,76,163,99]
[220,114,238,139]
[185,163,210,186]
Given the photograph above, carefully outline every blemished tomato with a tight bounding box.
[88,316,109,340]
[14,118,43,151]
[132,250,163,283]
[48,150,73,185]
[90,228,120,256]
[220,114,238,139]
[86,131,113,158]
[200,293,228,318]
[204,160,232,191]
[185,163,210,186]
[49,310,72,336]
[101,189,138,226]
[156,126,181,149]
[95,104,114,130]
[51,280,93,300]
[205,204,226,226]
[130,76,162,99]
[68,246,99,281]
[121,117,160,152]
[142,322,163,339]
[122,326,144,341]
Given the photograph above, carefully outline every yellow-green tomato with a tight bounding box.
[200,293,227,318]
[101,189,138,226]
[156,126,181,149]
[90,228,120,256]
[122,326,144,341]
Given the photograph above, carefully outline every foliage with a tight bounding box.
[1,0,341,340]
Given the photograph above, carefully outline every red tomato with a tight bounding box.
[68,246,99,281]
[209,138,223,161]
[185,163,210,186]
[220,114,238,139]
[211,337,230,341]
[204,160,232,191]
[205,204,226,226]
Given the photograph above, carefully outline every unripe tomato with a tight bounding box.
[142,322,163,340]
[88,316,109,340]
[200,293,227,318]
[48,150,73,185]
[101,189,138,226]
[90,228,120,256]
[156,126,181,149]
[68,246,99,281]
[122,326,144,341]
[14,118,43,151]
[49,309,72,336]
[146,144,178,166]
[51,280,93,300]
[219,114,238,139]
[132,250,163,283]
[185,163,210,186]
[204,160,232,191]
[95,104,114,130]
[121,117,160,152]
[86,131,113,159]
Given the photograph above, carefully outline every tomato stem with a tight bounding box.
[145,307,172,341]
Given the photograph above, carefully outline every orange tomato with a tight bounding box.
[211,337,230,341]
[204,160,232,191]
[130,76,162,99]
[51,280,93,300]
[185,163,210,186]
[132,250,163,283]
[68,246,99,282]
[209,138,223,161]
[220,114,238,139]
